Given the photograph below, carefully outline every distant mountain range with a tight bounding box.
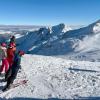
[0,20,100,61]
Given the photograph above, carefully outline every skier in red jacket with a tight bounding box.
[3,50,25,91]
[7,43,16,68]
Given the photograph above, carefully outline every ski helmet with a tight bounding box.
[18,50,25,56]
[1,42,6,47]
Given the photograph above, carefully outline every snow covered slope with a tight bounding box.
[0,54,100,99]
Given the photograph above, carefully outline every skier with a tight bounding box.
[9,35,16,52]
[0,43,9,74]
[3,50,24,91]
[9,42,16,53]
[5,35,16,46]
[10,35,16,44]
[7,43,16,68]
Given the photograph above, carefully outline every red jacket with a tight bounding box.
[7,48,15,67]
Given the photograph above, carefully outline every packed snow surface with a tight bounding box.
[0,54,100,99]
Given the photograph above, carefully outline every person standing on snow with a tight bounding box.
[7,43,16,68]
[9,35,16,52]
[3,50,24,91]
[5,35,16,46]
[0,43,9,74]
[10,35,16,44]
[8,35,16,52]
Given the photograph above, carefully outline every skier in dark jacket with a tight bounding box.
[10,35,16,44]
[3,50,24,91]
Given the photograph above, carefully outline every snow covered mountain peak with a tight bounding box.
[51,23,71,35]
[0,20,100,61]
[14,20,100,59]
[89,19,100,33]
[93,22,100,33]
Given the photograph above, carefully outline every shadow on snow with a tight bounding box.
[68,67,98,73]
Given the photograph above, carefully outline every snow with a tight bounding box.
[0,54,100,99]
[0,20,100,99]
[74,33,100,52]
[93,23,100,33]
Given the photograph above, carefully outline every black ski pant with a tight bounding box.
[5,68,19,89]
[5,68,12,81]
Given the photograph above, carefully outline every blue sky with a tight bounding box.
[0,0,100,25]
